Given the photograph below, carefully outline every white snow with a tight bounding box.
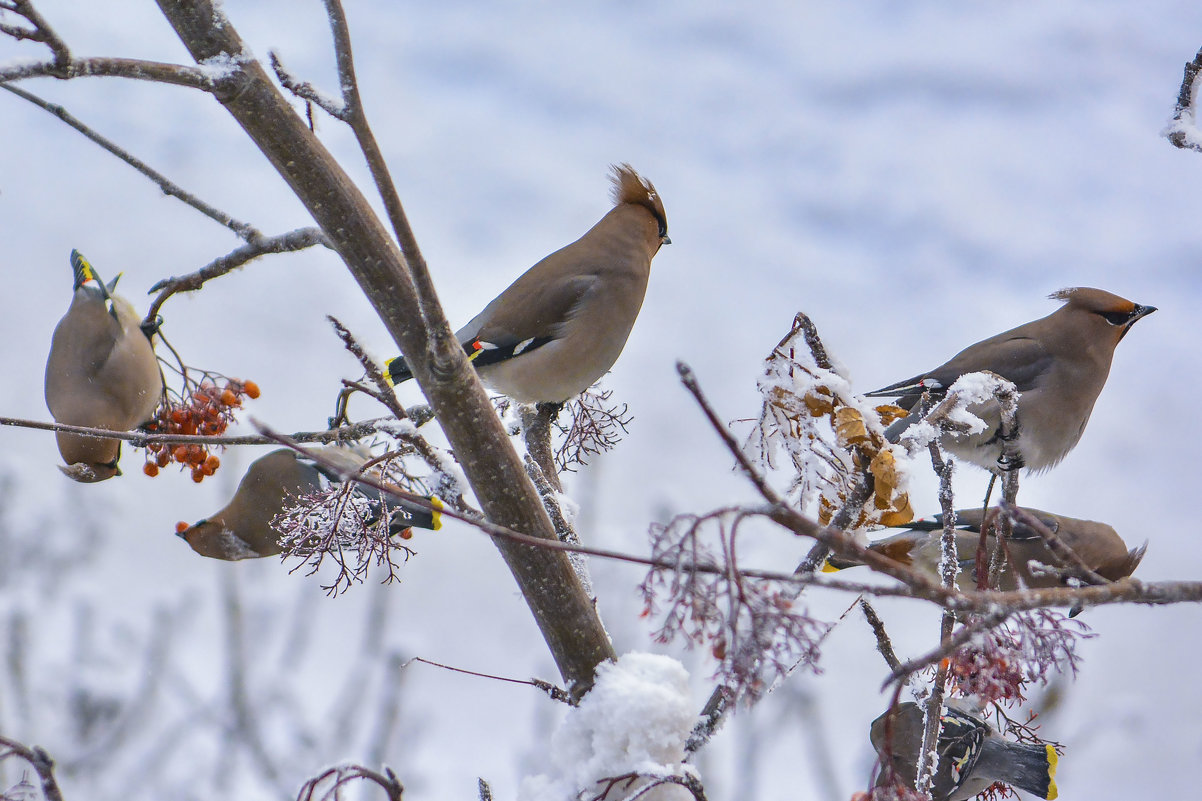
[519,652,697,801]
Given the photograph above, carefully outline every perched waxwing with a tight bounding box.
[825,506,1146,598]
[177,447,442,561]
[867,288,1155,473]
[386,164,670,403]
[870,701,1058,801]
[44,250,163,482]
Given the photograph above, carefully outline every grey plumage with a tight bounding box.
[387,164,669,403]
[870,701,1058,801]
[178,447,441,561]
[44,250,162,482]
[868,288,1155,473]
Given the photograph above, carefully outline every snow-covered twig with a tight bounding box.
[1166,46,1202,152]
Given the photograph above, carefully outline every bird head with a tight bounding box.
[610,163,670,248]
[55,432,123,482]
[1049,287,1156,343]
[176,518,260,561]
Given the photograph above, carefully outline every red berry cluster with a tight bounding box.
[143,379,260,482]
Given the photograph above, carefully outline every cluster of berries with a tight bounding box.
[143,379,260,482]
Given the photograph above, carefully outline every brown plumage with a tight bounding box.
[868,288,1155,472]
[178,448,442,561]
[825,506,1146,595]
[386,164,669,402]
[44,251,162,482]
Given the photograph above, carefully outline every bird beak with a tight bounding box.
[1118,304,1156,341]
[661,234,672,245]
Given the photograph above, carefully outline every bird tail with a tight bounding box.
[821,555,861,572]
[1124,541,1149,575]
[385,355,413,386]
[977,738,1058,799]
[70,249,102,291]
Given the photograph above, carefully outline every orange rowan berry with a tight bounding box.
[243,380,260,399]
[143,462,159,477]
[175,521,189,534]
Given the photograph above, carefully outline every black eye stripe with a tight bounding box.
[1099,310,1133,325]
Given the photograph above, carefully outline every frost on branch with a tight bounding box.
[553,386,634,472]
[745,313,914,529]
[638,510,830,702]
[275,449,426,596]
[947,610,1092,707]
[519,653,698,801]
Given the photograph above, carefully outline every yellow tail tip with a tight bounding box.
[70,248,98,287]
[1044,744,1058,799]
[383,357,399,386]
[430,495,443,531]
[820,560,841,574]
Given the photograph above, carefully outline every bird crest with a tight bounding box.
[610,163,668,238]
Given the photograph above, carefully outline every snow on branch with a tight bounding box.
[1166,46,1202,152]
[746,312,914,529]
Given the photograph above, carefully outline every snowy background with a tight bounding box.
[2,1,1201,798]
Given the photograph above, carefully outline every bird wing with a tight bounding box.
[456,273,598,367]
[867,335,1053,409]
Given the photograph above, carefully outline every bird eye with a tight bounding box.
[1099,310,1133,326]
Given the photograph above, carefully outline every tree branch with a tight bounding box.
[144,227,330,323]
[154,0,614,697]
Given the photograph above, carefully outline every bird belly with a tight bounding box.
[477,331,629,403]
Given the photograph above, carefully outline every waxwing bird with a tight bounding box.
[867,288,1155,473]
[825,506,1146,598]
[871,701,1058,801]
[178,447,442,561]
[386,164,670,403]
[45,250,163,482]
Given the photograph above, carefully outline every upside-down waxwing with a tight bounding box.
[44,250,163,482]
[386,164,669,403]
[867,288,1155,473]
[177,447,442,561]
[824,506,1146,598]
[870,701,1058,801]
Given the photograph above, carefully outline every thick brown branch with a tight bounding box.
[155,0,613,696]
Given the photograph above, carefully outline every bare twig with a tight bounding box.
[0,414,390,448]
[0,736,65,801]
[1,83,259,239]
[144,228,330,322]
[0,0,70,65]
[403,656,573,704]
[859,600,902,673]
[297,764,404,801]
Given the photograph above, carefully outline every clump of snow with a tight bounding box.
[197,50,249,81]
[945,371,1009,407]
[520,653,697,801]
